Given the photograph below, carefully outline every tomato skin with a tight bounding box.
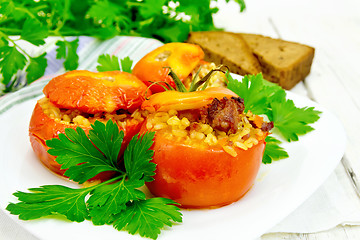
[43,70,150,114]
[142,87,238,113]
[141,125,265,208]
[132,43,204,93]
[30,70,150,182]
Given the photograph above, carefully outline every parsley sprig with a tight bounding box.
[227,73,321,163]
[96,55,133,73]
[0,0,245,94]
[7,120,182,239]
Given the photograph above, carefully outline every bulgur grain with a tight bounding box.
[38,97,144,128]
[145,104,271,157]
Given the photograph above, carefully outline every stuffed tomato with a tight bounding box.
[141,87,273,208]
[29,70,150,182]
[132,43,226,93]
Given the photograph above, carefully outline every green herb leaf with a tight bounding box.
[7,120,181,239]
[227,73,269,114]
[155,21,191,43]
[20,18,49,46]
[6,185,91,222]
[124,132,156,182]
[0,46,27,85]
[88,178,145,225]
[88,120,124,168]
[227,72,321,161]
[139,0,167,18]
[271,100,321,141]
[1,1,246,92]
[55,38,79,70]
[86,1,125,27]
[97,54,121,72]
[46,120,122,184]
[97,55,133,73]
[262,136,289,164]
[26,53,48,83]
[120,56,133,73]
[113,198,182,240]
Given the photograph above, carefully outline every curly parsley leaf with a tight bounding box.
[7,120,182,239]
[262,136,289,164]
[114,198,182,240]
[96,54,133,73]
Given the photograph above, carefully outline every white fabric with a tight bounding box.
[265,164,360,235]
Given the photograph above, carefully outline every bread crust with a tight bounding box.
[187,31,262,76]
[239,33,315,89]
[187,31,315,90]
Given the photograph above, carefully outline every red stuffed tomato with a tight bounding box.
[132,43,204,93]
[141,87,273,208]
[29,70,150,182]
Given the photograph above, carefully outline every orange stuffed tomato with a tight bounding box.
[141,87,273,208]
[29,70,150,182]
[132,43,205,93]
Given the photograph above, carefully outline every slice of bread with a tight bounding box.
[187,31,315,90]
[239,33,315,89]
[187,31,262,76]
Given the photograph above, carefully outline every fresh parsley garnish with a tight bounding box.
[0,0,246,94]
[97,55,133,73]
[262,136,289,164]
[270,100,321,141]
[7,120,182,239]
[227,73,321,163]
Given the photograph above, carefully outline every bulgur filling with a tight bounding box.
[38,97,146,128]
[183,62,227,90]
[145,97,273,157]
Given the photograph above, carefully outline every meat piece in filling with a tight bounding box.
[200,97,245,134]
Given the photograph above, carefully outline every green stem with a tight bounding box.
[190,67,227,92]
[51,0,70,35]
[0,28,22,35]
[166,67,188,92]
[5,36,31,58]
[14,7,37,19]
[83,174,126,191]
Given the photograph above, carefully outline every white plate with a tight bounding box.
[0,84,346,240]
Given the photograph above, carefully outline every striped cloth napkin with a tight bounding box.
[0,36,162,113]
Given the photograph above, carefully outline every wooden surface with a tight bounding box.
[215,0,360,239]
